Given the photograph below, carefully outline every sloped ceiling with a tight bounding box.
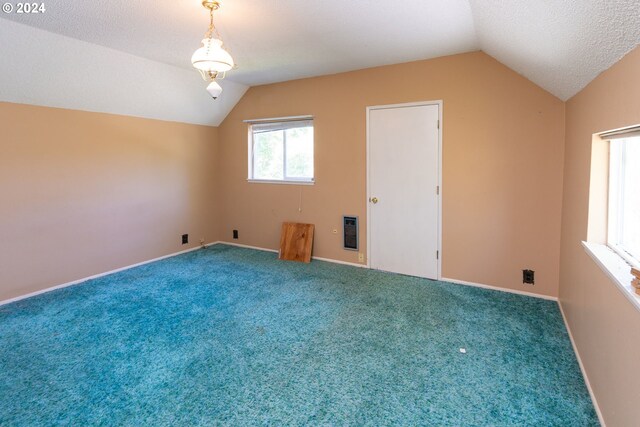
[1,0,639,126]
[468,0,640,100]
[0,20,248,127]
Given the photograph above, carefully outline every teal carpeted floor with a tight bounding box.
[1,245,598,426]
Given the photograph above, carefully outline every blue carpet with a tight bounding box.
[1,244,598,426]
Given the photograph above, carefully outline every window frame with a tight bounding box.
[607,136,640,267]
[583,128,640,313]
[246,118,315,185]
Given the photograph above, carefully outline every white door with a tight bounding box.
[367,102,440,279]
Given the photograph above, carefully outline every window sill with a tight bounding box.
[582,241,640,312]
[247,179,314,186]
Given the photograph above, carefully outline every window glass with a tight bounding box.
[253,130,284,180]
[609,136,640,264]
[285,127,313,179]
[249,120,314,183]
[619,139,640,260]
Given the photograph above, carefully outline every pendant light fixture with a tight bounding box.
[192,0,234,98]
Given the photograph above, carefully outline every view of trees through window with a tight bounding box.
[252,125,313,181]
[253,130,284,180]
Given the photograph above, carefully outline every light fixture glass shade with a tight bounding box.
[192,38,234,73]
[206,81,223,99]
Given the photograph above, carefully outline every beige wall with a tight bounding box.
[0,102,220,301]
[218,51,565,297]
[560,46,640,425]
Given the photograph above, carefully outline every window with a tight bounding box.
[583,128,640,311]
[247,118,314,184]
[608,135,640,266]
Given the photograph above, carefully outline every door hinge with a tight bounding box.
[436,186,439,195]
[436,250,439,259]
[437,119,440,129]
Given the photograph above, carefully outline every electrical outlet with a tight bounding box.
[233,229,238,239]
[182,234,188,245]
[358,253,365,262]
[523,269,535,284]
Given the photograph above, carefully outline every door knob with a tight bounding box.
[369,197,379,204]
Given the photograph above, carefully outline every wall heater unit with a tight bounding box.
[343,216,359,251]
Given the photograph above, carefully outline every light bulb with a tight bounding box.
[206,81,222,99]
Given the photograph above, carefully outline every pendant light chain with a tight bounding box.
[205,8,222,41]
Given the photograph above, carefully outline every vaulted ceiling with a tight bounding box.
[1,0,639,126]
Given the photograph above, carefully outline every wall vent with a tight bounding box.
[343,216,358,250]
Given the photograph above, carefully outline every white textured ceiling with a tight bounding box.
[1,0,639,125]
[468,0,640,101]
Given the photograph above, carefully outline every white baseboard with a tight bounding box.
[212,241,278,253]
[311,255,366,268]
[440,277,558,301]
[2,240,556,306]
[212,241,367,268]
[2,241,363,306]
[558,302,606,426]
[215,243,557,297]
[216,243,571,302]
[0,243,214,306]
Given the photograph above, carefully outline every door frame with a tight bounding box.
[365,100,443,279]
